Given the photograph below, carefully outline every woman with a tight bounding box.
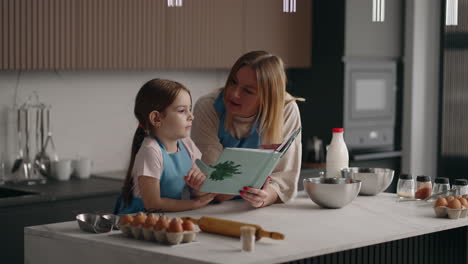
[191,51,303,208]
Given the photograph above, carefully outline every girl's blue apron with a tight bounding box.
[213,91,261,200]
[114,136,192,214]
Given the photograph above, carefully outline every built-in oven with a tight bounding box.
[343,60,397,151]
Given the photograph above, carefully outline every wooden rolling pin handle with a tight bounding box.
[257,229,285,240]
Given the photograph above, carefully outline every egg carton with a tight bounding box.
[118,223,199,246]
[433,206,468,219]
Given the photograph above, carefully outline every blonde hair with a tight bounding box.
[224,51,304,145]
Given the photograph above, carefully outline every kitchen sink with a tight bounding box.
[0,187,39,198]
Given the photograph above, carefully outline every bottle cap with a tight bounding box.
[416,175,431,182]
[453,179,468,186]
[434,177,449,184]
[399,174,412,180]
[332,128,344,133]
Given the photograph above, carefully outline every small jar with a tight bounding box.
[415,175,432,199]
[453,179,468,196]
[397,174,415,198]
[240,226,255,252]
[433,177,450,197]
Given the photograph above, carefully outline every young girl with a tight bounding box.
[115,79,215,214]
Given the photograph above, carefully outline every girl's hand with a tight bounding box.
[193,193,216,209]
[184,167,206,191]
[239,176,271,208]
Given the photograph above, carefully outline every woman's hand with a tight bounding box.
[184,167,206,191]
[259,144,281,150]
[239,176,274,208]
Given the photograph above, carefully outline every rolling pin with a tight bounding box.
[182,216,285,241]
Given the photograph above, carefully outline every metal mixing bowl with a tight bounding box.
[76,213,113,233]
[341,167,395,196]
[303,178,362,209]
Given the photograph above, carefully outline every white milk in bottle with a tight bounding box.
[325,128,349,178]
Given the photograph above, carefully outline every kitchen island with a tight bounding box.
[1,176,122,264]
[24,192,467,264]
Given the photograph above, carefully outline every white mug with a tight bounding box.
[72,158,93,179]
[51,160,72,181]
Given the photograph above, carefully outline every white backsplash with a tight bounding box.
[0,70,229,180]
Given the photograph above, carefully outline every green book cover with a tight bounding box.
[196,127,301,195]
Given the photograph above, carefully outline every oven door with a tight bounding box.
[343,60,397,150]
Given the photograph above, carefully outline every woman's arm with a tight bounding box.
[138,176,215,212]
[267,101,302,203]
[240,101,302,207]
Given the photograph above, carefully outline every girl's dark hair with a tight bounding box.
[121,78,191,206]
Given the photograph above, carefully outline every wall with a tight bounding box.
[0,70,228,180]
[401,0,441,177]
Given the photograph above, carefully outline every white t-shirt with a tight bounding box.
[131,137,202,198]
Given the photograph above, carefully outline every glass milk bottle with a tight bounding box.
[326,128,349,178]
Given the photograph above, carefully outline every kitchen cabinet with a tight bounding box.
[78,0,167,69]
[286,0,404,162]
[244,0,312,68]
[0,0,311,70]
[165,0,244,68]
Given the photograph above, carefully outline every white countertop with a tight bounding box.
[24,193,468,264]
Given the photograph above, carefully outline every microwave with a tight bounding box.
[343,60,397,151]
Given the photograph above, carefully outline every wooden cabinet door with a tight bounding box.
[1,0,79,70]
[244,0,311,68]
[78,0,166,69]
[165,0,244,68]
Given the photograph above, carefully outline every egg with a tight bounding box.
[454,195,461,200]
[182,219,196,231]
[446,196,455,201]
[463,194,468,199]
[460,198,468,208]
[434,197,448,207]
[168,218,184,233]
[143,213,159,228]
[131,212,147,226]
[119,214,134,225]
[154,216,169,231]
[448,199,462,209]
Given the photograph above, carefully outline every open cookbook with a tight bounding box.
[196,127,302,195]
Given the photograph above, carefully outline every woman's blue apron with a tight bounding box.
[114,137,192,214]
[214,91,261,149]
[213,91,261,200]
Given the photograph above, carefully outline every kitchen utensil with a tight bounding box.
[11,109,23,173]
[303,177,362,208]
[21,108,33,180]
[42,107,58,162]
[341,167,394,195]
[33,108,49,177]
[76,213,113,233]
[181,216,284,241]
[397,188,457,202]
[101,214,120,230]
